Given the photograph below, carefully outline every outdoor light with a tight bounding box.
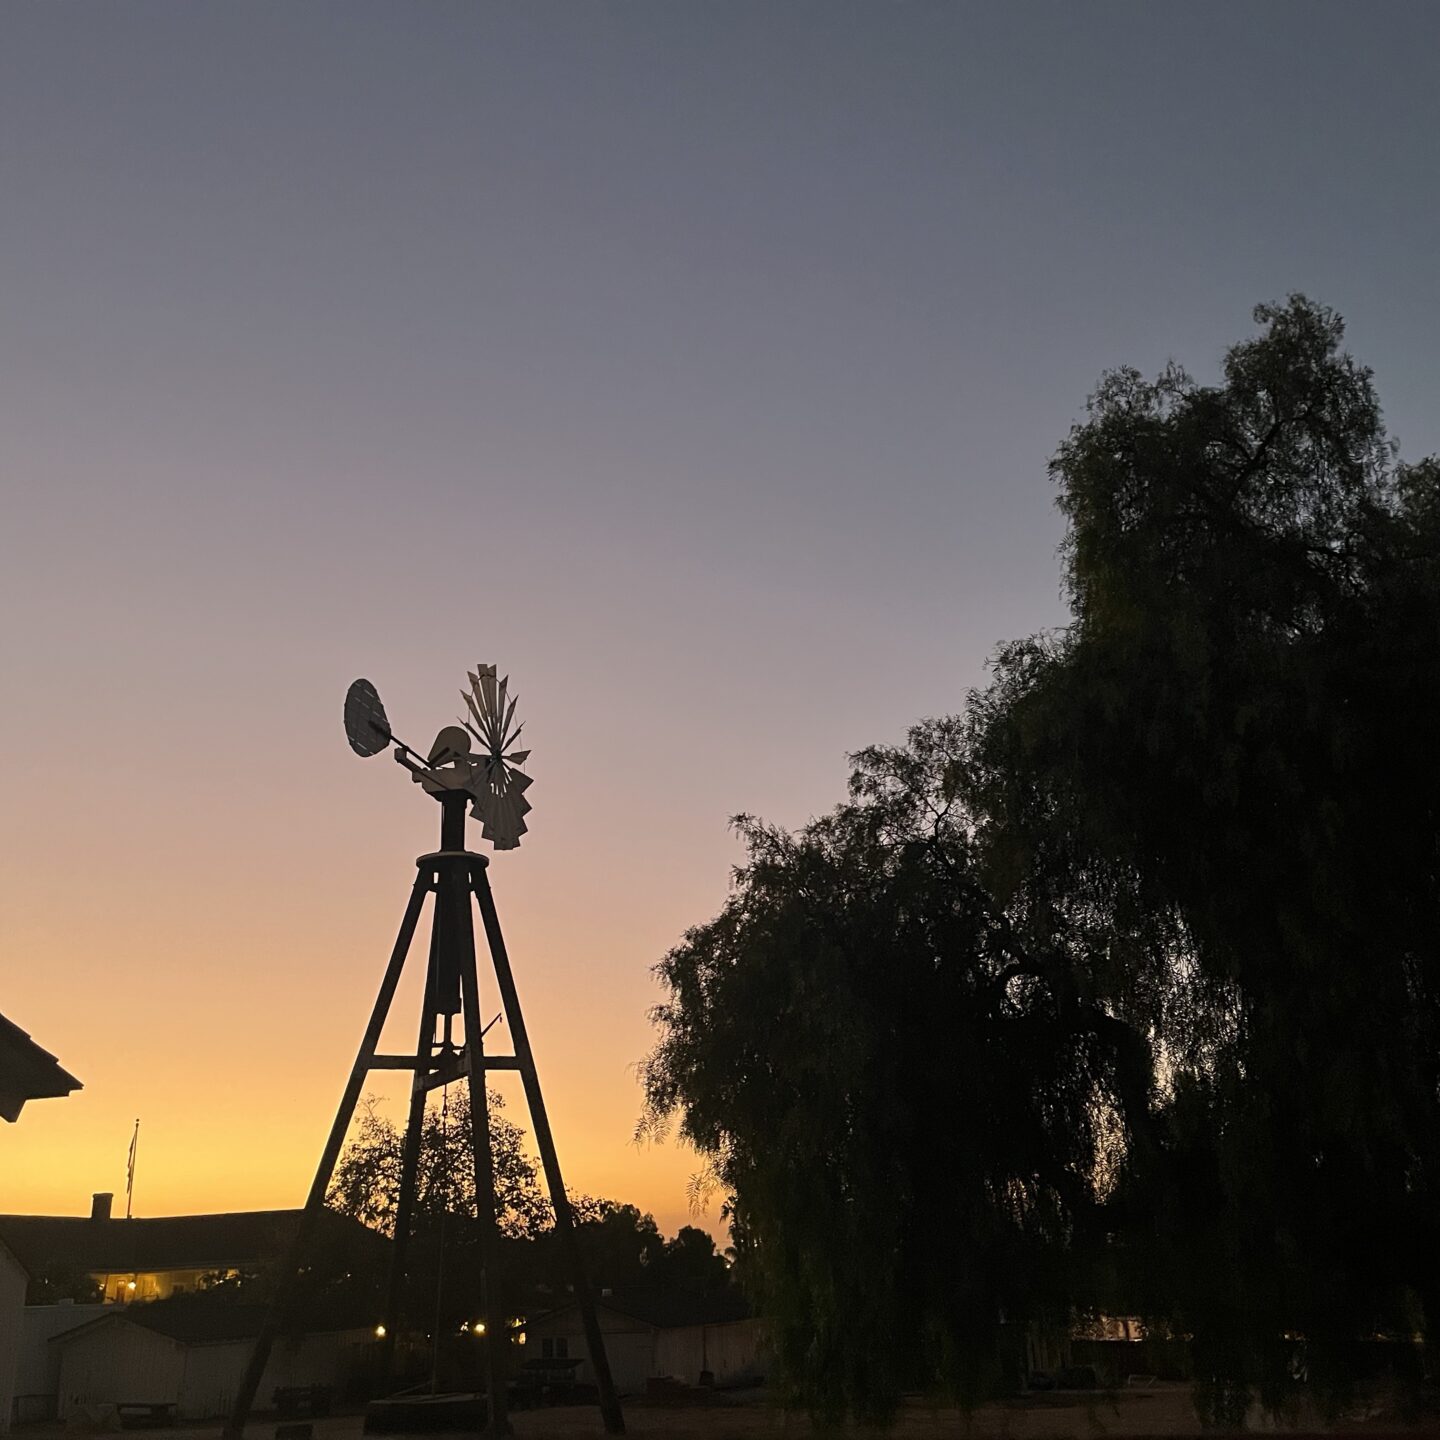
[473,1322,486,1335]
[126,1281,136,1291]
[374,1324,386,1338]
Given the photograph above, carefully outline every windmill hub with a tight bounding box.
[342,665,534,850]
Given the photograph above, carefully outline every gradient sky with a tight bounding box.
[3,3,1438,1240]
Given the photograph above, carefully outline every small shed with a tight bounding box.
[525,1289,763,1395]
[11,1302,107,1426]
[50,1300,373,1421]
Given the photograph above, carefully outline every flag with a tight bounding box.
[126,1119,139,1219]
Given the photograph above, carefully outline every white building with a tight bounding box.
[49,1302,374,1421]
[0,1008,81,1433]
[524,1288,764,1396]
[10,1302,107,1427]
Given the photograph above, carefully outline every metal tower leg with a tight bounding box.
[471,862,626,1435]
[454,869,512,1436]
[224,868,432,1440]
[380,971,440,1373]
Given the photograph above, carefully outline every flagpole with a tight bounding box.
[126,1118,139,1220]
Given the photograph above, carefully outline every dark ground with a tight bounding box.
[29,1384,1440,1440]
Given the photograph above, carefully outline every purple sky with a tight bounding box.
[3,3,1438,1234]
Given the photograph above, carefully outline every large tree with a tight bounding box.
[967,297,1440,1419]
[644,297,1440,1426]
[641,735,1153,1424]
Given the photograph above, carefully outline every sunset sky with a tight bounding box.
[3,3,1439,1241]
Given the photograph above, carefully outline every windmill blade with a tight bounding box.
[457,664,535,850]
[474,765,530,844]
[466,673,504,751]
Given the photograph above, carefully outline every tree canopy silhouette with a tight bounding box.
[640,736,1153,1424]
[643,297,1440,1426]
[327,1090,551,1240]
[969,296,1440,1421]
[325,1090,738,1318]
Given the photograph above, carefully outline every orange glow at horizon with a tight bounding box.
[0,3,1154,1248]
[1,765,727,1241]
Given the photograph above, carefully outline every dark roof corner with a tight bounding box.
[0,1011,82,1123]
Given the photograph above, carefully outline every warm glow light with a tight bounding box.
[126,1281,137,1291]
[374,1324,386,1338]
[472,1321,486,1335]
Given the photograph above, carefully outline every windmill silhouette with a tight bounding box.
[224,668,623,1438]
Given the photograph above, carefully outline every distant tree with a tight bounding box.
[570,1201,664,1285]
[197,1267,261,1293]
[654,1225,732,1296]
[640,740,1152,1425]
[24,1264,100,1306]
[327,1089,551,1240]
[518,1198,740,1303]
[324,1092,729,1333]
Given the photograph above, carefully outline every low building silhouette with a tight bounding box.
[523,1287,762,1395]
[0,1204,386,1426]
[0,1009,80,1434]
[0,1202,378,1305]
[47,1299,372,1422]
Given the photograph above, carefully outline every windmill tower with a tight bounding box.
[224,668,624,1438]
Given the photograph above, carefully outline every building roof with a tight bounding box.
[0,1208,381,1279]
[532,1287,752,1331]
[50,1298,370,1348]
[0,1010,81,1122]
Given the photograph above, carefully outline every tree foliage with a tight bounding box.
[641,736,1153,1424]
[325,1091,737,1317]
[970,297,1440,1420]
[643,297,1440,1426]
[327,1089,552,1240]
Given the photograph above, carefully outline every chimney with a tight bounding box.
[90,1192,113,1222]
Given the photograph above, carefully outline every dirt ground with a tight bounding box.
[495,1387,1439,1440]
[36,1386,1440,1440]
